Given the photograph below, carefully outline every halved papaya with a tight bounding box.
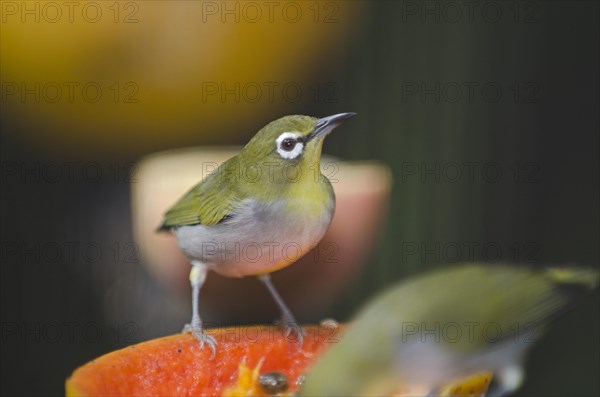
[66,324,492,396]
[66,325,343,396]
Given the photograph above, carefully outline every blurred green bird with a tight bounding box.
[302,263,599,396]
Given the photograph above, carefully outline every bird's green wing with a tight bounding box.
[159,158,245,229]
[385,264,598,351]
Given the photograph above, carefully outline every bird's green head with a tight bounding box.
[239,113,355,171]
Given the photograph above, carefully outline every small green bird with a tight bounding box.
[159,113,355,354]
[302,263,599,396]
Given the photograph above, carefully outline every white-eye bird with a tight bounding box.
[159,113,356,355]
[302,263,599,396]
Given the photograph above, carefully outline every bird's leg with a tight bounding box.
[182,261,217,357]
[258,274,305,344]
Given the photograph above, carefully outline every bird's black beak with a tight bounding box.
[308,112,356,141]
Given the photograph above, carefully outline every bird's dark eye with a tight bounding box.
[281,138,296,151]
[276,132,304,159]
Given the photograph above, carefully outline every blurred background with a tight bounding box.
[1,1,598,396]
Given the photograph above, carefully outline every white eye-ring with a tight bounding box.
[276,132,304,159]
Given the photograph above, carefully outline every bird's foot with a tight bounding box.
[182,322,217,358]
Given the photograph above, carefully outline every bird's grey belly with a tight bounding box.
[393,337,529,390]
[174,198,333,277]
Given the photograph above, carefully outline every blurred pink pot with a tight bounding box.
[132,147,391,320]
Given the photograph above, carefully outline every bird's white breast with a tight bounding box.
[174,197,334,277]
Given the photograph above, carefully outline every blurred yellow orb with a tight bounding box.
[0,1,362,156]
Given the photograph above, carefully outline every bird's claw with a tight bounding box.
[279,317,305,345]
[182,322,217,358]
